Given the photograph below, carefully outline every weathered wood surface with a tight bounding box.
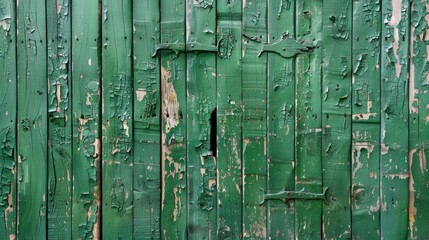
[267,1,295,239]
[242,0,267,238]
[380,1,410,239]
[216,1,242,239]
[71,0,101,239]
[17,0,47,238]
[0,0,16,238]
[186,0,217,239]
[352,0,381,239]
[295,0,323,238]
[321,1,352,238]
[160,0,187,238]
[101,0,134,238]
[133,0,161,239]
[4,0,429,239]
[47,0,72,238]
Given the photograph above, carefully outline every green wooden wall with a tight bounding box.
[1,0,429,239]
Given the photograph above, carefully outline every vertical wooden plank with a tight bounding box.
[186,0,217,239]
[16,0,47,238]
[380,0,409,239]
[47,0,72,238]
[266,0,295,239]
[132,0,161,238]
[242,0,267,238]
[295,0,323,238]
[409,0,429,238]
[351,0,381,239]
[321,0,352,238]
[101,0,133,238]
[0,0,16,238]
[216,1,242,239]
[71,0,101,238]
[160,0,187,238]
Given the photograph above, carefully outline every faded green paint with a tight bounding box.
[242,0,267,238]
[71,0,100,239]
[351,0,381,239]
[266,0,295,239]
[186,0,217,239]
[47,0,72,238]
[409,0,429,238]
[133,0,161,238]
[380,0,409,239]
[216,0,242,238]
[101,0,133,238]
[160,0,187,238]
[0,0,16,238]
[321,0,352,238]
[16,0,47,238]
[295,0,323,238]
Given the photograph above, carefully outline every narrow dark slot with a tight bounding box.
[210,108,217,158]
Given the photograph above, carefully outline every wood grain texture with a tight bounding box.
[133,0,161,238]
[295,0,323,238]
[16,0,47,238]
[380,1,410,239]
[101,0,134,238]
[71,0,101,239]
[242,0,267,238]
[0,0,16,238]
[47,0,72,238]
[321,0,352,238]
[216,0,242,238]
[186,0,217,239]
[266,1,295,238]
[351,0,381,239]
[160,0,187,238]
[409,0,429,238]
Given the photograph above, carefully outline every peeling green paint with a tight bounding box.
[409,0,429,239]
[0,0,15,238]
[352,0,381,239]
[47,0,72,238]
[101,0,133,238]
[267,0,295,239]
[17,0,47,238]
[71,0,101,239]
[186,0,217,238]
[380,0,410,239]
[133,0,161,239]
[321,0,352,238]
[216,0,242,238]
[5,1,429,239]
[242,0,267,238]
[295,0,323,238]
[160,0,187,238]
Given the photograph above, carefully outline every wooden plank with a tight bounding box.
[351,0,381,238]
[0,0,16,238]
[266,0,295,238]
[295,0,323,238]
[321,0,352,238]
[101,0,133,238]
[132,0,161,238]
[47,0,72,238]
[159,0,187,238]
[186,0,217,239]
[409,0,429,238]
[16,0,47,238]
[380,1,409,239]
[216,0,242,238]
[242,0,267,238]
[71,0,101,238]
